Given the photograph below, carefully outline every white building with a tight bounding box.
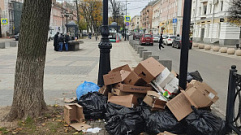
[191,0,240,45]
[152,0,161,35]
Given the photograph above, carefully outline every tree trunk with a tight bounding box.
[5,0,52,121]
[0,16,2,38]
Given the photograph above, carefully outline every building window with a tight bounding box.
[209,4,212,14]
[220,1,223,11]
[203,3,207,15]
[199,7,201,15]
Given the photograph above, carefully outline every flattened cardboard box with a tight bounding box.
[108,94,138,108]
[98,86,110,96]
[64,103,90,131]
[166,90,198,121]
[103,70,131,85]
[186,81,219,108]
[143,91,166,110]
[134,57,165,83]
[153,68,175,88]
[116,83,153,93]
[111,88,145,98]
[123,71,146,85]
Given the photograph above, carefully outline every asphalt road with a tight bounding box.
[132,38,241,115]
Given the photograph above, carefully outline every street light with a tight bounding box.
[97,0,112,87]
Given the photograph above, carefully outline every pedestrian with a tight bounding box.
[58,33,64,51]
[95,33,98,41]
[88,32,92,39]
[65,33,70,51]
[159,34,164,50]
[53,32,59,51]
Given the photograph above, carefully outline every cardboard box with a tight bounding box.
[111,88,145,98]
[163,77,179,97]
[108,94,138,108]
[158,131,177,135]
[153,68,175,88]
[143,91,167,110]
[98,86,111,96]
[103,70,131,85]
[166,90,198,121]
[134,57,165,83]
[109,64,132,73]
[186,81,219,108]
[64,103,90,131]
[115,83,153,93]
[123,71,146,85]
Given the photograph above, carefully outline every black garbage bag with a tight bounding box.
[145,110,186,134]
[105,102,139,121]
[187,73,194,82]
[189,71,203,82]
[105,114,145,135]
[185,108,226,135]
[78,92,107,119]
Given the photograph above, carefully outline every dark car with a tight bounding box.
[15,33,19,41]
[133,32,141,40]
[139,34,153,46]
[172,36,192,49]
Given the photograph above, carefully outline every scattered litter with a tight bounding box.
[76,81,100,100]
[64,97,77,103]
[84,127,102,134]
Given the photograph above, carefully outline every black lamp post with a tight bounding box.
[97,0,112,87]
[179,0,192,90]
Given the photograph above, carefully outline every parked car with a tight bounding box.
[15,33,19,41]
[139,34,153,46]
[133,32,141,40]
[153,35,160,42]
[172,36,193,49]
[163,35,177,45]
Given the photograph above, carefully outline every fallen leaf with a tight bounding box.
[64,124,69,127]
[73,132,79,134]
[42,123,46,126]
[56,119,62,122]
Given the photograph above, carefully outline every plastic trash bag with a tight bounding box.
[76,81,100,100]
[185,108,226,135]
[187,73,194,83]
[189,71,203,82]
[78,92,107,119]
[105,114,145,135]
[105,102,139,121]
[144,110,186,134]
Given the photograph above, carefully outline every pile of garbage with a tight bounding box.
[65,57,226,135]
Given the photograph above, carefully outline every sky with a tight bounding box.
[57,0,153,18]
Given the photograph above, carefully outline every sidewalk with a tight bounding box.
[0,38,141,106]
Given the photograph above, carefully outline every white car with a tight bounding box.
[163,35,177,45]
[153,35,160,42]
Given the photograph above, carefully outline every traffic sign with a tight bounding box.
[125,22,129,26]
[125,16,131,22]
[173,18,177,23]
[1,18,8,25]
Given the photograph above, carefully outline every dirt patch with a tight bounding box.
[0,105,85,135]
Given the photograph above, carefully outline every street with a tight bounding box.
[132,38,241,115]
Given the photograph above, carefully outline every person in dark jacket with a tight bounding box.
[159,34,164,50]
[53,32,59,51]
[58,33,64,51]
[65,33,70,51]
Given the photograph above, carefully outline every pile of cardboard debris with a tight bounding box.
[64,57,225,135]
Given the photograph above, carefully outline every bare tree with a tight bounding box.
[5,0,52,121]
[228,0,241,25]
[109,0,123,22]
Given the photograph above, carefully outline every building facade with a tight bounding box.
[191,0,240,45]
[140,1,155,34]
[152,0,161,35]
[130,15,140,32]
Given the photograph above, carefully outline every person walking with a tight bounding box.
[58,33,64,51]
[53,32,59,51]
[95,33,98,41]
[65,33,70,51]
[159,34,164,50]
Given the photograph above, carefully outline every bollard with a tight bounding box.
[142,51,152,60]
[0,42,5,49]
[159,60,172,71]
[10,41,17,47]
[140,49,147,57]
[134,44,139,51]
[137,47,144,54]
